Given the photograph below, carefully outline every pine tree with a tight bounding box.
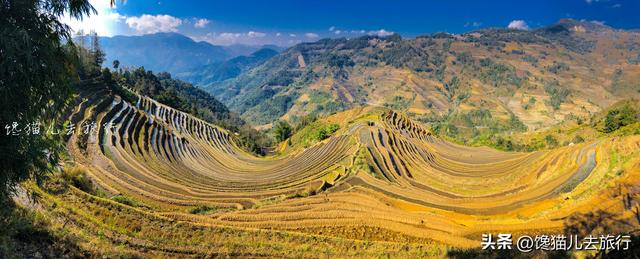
[91,31,106,70]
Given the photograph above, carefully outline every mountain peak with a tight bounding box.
[99,33,230,75]
[250,48,279,58]
[545,18,612,33]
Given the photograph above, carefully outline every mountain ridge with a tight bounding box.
[97,32,283,76]
[175,48,279,87]
[199,19,640,140]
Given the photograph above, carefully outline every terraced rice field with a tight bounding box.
[58,87,640,256]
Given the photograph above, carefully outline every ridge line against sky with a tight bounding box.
[64,0,639,46]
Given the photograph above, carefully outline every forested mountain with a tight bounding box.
[98,32,230,75]
[176,48,279,87]
[96,32,284,76]
[202,19,640,142]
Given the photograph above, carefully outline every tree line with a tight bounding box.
[1,0,95,199]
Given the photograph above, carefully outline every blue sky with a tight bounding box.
[66,0,640,46]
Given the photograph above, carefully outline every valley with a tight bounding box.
[2,2,639,256]
[194,20,640,145]
[13,79,638,257]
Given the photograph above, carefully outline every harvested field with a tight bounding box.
[51,87,640,256]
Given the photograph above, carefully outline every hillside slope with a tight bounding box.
[175,48,279,87]
[203,19,640,130]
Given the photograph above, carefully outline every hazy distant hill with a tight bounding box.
[203,19,640,131]
[98,32,285,80]
[99,32,231,75]
[176,48,279,87]
[223,44,285,57]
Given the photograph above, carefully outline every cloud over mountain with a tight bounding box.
[126,14,183,34]
[305,33,319,38]
[194,18,210,28]
[507,20,530,30]
[368,29,394,36]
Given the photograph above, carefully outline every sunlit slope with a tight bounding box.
[67,89,640,248]
[205,19,640,130]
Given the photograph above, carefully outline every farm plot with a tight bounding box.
[58,88,640,252]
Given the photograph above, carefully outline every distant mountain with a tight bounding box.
[223,44,285,57]
[176,48,279,87]
[99,32,230,75]
[202,19,640,130]
[96,32,285,78]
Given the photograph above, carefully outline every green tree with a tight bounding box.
[603,105,637,133]
[91,31,105,70]
[273,121,293,142]
[545,135,559,147]
[0,0,95,197]
[544,81,570,110]
[294,114,317,131]
[316,124,339,140]
[572,135,585,144]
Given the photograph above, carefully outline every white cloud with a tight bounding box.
[334,30,342,35]
[579,19,607,25]
[289,33,297,37]
[507,20,530,30]
[585,0,611,4]
[465,21,482,27]
[329,26,336,31]
[247,31,266,38]
[219,32,242,39]
[368,29,394,37]
[194,18,209,28]
[276,32,282,37]
[305,32,319,38]
[62,0,125,36]
[126,14,183,34]
[612,3,621,8]
[197,32,241,45]
[193,31,273,45]
[351,30,366,34]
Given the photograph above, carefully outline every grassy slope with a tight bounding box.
[465,98,640,152]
